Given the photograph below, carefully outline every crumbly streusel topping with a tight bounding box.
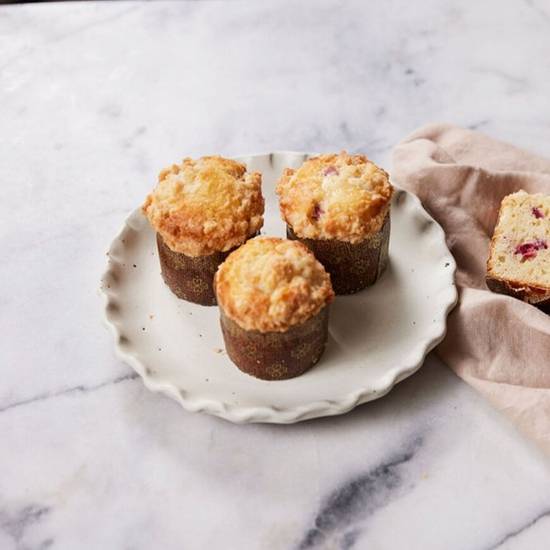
[277,152,393,243]
[214,237,334,333]
[143,156,264,256]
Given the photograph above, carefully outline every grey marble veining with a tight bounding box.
[2,1,550,549]
[298,436,423,549]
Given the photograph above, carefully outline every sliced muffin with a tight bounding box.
[487,190,550,311]
[277,152,393,294]
[214,237,334,380]
[143,156,264,305]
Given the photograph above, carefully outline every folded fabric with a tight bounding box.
[392,123,550,455]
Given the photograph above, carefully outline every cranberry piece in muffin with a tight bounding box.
[214,237,334,380]
[276,152,394,294]
[143,156,264,305]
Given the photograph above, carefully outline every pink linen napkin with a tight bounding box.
[392,123,550,455]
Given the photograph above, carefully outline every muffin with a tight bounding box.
[276,152,394,295]
[486,190,550,311]
[214,237,334,380]
[143,156,264,305]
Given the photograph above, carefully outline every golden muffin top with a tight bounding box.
[277,152,393,243]
[143,156,264,256]
[214,237,334,333]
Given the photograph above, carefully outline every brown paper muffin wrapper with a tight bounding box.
[287,213,390,295]
[219,306,329,380]
[156,233,236,306]
[485,277,550,313]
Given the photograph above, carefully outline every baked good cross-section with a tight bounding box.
[486,190,550,311]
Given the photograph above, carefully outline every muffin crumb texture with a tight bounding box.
[277,152,393,243]
[215,237,334,333]
[143,156,263,256]
[487,190,550,304]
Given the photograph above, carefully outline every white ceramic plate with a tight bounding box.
[101,152,457,423]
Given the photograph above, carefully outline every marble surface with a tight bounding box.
[1,1,550,548]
